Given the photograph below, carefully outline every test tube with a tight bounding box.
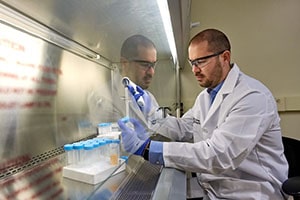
[92,139,100,162]
[97,139,106,161]
[63,144,74,165]
[109,139,120,166]
[83,142,94,165]
[98,122,112,135]
[73,142,84,166]
[120,116,134,129]
[100,138,111,162]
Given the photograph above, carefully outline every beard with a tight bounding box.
[196,59,223,89]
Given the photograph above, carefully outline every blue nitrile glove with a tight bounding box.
[118,117,150,155]
[129,85,152,115]
[127,84,145,108]
[141,91,152,114]
[122,77,152,113]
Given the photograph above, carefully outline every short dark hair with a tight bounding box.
[189,29,231,53]
[120,34,156,59]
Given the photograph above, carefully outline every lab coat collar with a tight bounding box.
[204,63,240,122]
[219,63,240,96]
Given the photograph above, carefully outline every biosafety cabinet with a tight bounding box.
[0,0,190,199]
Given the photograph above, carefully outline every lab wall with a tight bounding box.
[148,58,177,116]
[180,0,300,139]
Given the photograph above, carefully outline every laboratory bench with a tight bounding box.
[62,155,187,200]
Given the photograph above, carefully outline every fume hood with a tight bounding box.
[0,0,191,199]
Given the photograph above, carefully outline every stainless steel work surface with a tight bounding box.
[152,167,186,200]
[110,160,162,200]
[81,155,186,200]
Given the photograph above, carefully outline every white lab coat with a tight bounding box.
[156,64,289,199]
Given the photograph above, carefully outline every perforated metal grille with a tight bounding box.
[0,146,65,180]
[0,135,98,180]
[111,161,162,200]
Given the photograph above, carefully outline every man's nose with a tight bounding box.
[192,65,201,73]
[146,67,155,74]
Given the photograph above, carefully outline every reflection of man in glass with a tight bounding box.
[118,34,162,127]
[120,34,157,90]
[88,35,164,131]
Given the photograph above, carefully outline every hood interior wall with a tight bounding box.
[1,0,175,62]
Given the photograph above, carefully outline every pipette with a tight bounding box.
[122,77,145,108]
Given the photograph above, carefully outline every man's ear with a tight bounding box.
[120,57,127,64]
[120,57,129,72]
[222,50,231,65]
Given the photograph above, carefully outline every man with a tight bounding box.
[120,34,157,91]
[88,34,164,127]
[118,29,289,199]
[116,34,164,128]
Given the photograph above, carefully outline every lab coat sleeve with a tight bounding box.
[145,90,194,142]
[149,141,164,165]
[150,109,194,142]
[162,90,276,174]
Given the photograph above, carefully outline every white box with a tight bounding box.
[62,159,126,185]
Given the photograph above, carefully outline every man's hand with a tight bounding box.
[122,77,152,114]
[118,117,150,155]
[141,91,151,115]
